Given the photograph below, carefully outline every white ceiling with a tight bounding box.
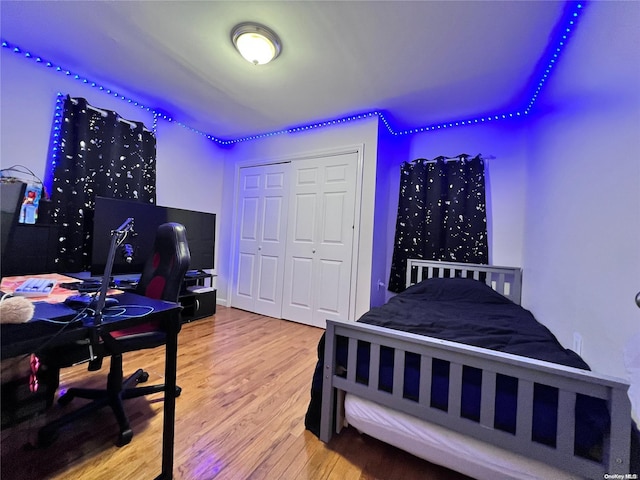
[1,1,569,140]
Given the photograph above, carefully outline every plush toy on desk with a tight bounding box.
[0,295,35,323]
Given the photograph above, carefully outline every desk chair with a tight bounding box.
[39,222,190,447]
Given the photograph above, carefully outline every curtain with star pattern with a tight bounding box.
[388,154,488,293]
[49,96,156,272]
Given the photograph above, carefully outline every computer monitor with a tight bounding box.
[91,197,215,276]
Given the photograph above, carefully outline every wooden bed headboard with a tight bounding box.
[406,259,522,305]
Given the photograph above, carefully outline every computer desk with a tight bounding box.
[0,290,182,480]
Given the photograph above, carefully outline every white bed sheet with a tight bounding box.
[344,393,580,480]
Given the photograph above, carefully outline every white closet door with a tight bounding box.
[282,152,358,328]
[231,163,289,318]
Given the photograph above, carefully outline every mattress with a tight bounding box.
[344,393,580,480]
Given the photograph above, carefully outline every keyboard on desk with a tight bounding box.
[14,278,57,297]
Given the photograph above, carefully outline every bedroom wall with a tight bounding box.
[373,124,411,307]
[216,117,379,319]
[153,121,226,277]
[523,1,640,417]
[0,47,226,267]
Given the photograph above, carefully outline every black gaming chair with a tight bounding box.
[39,222,191,447]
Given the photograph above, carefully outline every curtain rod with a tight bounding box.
[69,97,151,133]
[412,154,495,164]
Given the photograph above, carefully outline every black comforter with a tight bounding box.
[305,277,617,461]
[355,277,588,367]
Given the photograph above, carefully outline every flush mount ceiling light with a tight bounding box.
[231,22,282,65]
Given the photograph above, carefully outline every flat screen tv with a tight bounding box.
[91,196,215,276]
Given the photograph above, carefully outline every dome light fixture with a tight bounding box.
[231,22,282,66]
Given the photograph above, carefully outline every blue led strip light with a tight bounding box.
[50,93,65,172]
[524,1,586,114]
[0,40,226,144]
[1,41,158,115]
[1,2,585,145]
[394,111,527,136]
[41,92,66,192]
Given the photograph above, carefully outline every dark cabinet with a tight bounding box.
[179,289,217,323]
[179,270,216,322]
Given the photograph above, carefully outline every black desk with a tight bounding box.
[0,292,181,480]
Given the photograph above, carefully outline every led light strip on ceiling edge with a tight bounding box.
[1,2,585,146]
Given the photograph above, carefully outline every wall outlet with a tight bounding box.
[573,332,583,356]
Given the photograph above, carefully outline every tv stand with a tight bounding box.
[180,270,216,322]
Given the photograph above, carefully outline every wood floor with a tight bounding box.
[1,307,471,480]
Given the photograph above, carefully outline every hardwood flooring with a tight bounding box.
[1,307,470,480]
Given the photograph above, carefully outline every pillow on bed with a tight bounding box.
[401,276,512,304]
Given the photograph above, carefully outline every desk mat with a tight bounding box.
[1,274,122,303]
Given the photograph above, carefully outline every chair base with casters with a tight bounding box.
[37,349,182,447]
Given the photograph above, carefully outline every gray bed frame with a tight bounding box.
[319,259,632,478]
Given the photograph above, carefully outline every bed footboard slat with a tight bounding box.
[369,343,381,391]
[516,379,534,442]
[346,337,358,383]
[480,370,497,428]
[393,349,405,398]
[448,362,463,417]
[419,355,432,406]
[556,389,576,457]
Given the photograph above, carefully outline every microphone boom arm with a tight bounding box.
[93,217,135,326]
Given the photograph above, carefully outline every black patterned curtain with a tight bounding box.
[50,96,156,272]
[388,154,488,292]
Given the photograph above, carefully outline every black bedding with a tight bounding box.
[305,277,625,463]
[354,277,588,367]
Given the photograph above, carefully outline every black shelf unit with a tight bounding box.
[180,270,216,323]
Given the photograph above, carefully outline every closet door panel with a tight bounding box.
[262,196,284,242]
[234,252,256,311]
[322,192,347,243]
[254,168,289,317]
[282,152,358,328]
[316,259,342,314]
[314,157,356,325]
[232,163,290,318]
[257,254,279,304]
[288,256,313,309]
[292,194,317,243]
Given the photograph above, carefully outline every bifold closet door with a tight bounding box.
[231,163,290,318]
[281,152,358,328]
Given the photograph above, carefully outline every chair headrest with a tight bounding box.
[136,222,191,302]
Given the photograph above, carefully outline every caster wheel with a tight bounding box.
[137,371,149,383]
[116,429,133,447]
[175,386,182,398]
